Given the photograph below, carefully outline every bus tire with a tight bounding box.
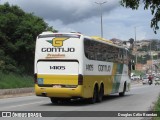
[50,97,59,104]
[89,85,98,104]
[119,82,126,97]
[51,98,71,104]
[97,84,104,102]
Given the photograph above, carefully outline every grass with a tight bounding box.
[153,95,160,120]
[0,72,34,89]
[131,70,145,76]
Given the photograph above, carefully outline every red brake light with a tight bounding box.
[78,74,83,85]
[34,74,37,84]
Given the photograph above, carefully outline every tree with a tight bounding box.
[120,0,160,34]
[151,40,158,51]
[129,38,134,44]
[0,3,57,75]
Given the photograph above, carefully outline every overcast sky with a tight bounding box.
[1,0,159,40]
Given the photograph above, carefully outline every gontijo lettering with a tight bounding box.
[98,65,111,72]
[41,48,75,52]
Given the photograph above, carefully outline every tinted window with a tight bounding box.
[84,38,126,63]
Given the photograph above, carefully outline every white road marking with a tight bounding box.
[1,101,43,110]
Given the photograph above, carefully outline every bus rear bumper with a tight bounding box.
[35,84,83,98]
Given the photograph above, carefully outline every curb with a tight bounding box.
[0,87,34,96]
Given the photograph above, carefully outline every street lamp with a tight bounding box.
[134,27,137,64]
[95,1,107,38]
[150,41,153,75]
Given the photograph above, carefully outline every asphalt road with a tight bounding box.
[0,84,160,120]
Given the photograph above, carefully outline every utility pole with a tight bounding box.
[95,1,107,38]
[134,27,137,65]
[150,41,153,75]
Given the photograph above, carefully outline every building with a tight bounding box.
[135,63,146,71]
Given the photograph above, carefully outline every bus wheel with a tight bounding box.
[50,97,59,104]
[119,82,126,97]
[89,86,98,104]
[97,84,104,102]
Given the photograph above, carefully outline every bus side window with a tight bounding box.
[118,48,124,63]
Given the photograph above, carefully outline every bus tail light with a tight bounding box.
[78,74,83,85]
[34,73,37,84]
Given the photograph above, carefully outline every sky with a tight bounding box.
[0,0,159,40]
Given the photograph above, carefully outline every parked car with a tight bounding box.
[154,76,160,85]
[131,75,140,80]
[154,76,160,81]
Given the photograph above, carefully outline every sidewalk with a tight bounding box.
[0,87,34,99]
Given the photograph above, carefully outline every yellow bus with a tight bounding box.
[34,32,133,104]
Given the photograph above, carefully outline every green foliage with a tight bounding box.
[153,55,157,60]
[120,0,160,34]
[129,38,134,44]
[0,72,34,89]
[151,40,160,51]
[155,96,160,111]
[0,3,57,75]
[131,70,144,76]
[153,95,160,120]
[142,45,149,51]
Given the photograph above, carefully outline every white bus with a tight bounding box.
[34,32,133,104]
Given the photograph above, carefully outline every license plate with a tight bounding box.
[53,85,61,88]
[37,78,43,84]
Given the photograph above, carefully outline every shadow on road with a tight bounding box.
[40,94,132,107]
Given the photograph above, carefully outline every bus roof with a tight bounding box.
[91,36,113,44]
[38,31,128,50]
[87,36,126,50]
[38,31,82,39]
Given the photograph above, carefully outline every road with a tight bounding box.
[0,84,160,120]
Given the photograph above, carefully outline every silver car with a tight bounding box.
[142,76,148,85]
[154,76,160,85]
